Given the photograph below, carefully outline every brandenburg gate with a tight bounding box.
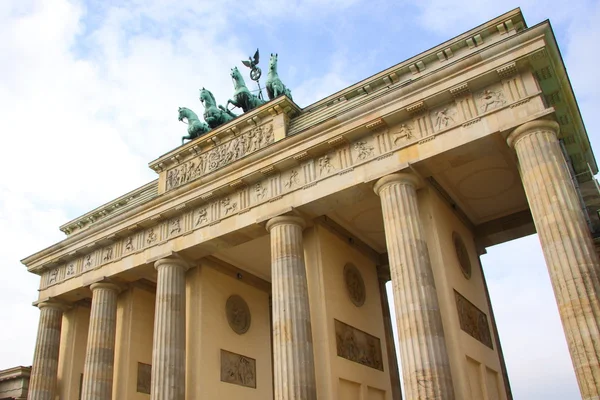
[21,9,600,400]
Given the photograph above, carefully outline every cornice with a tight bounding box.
[21,18,572,276]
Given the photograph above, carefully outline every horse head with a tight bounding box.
[199,88,215,108]
[269,53,278,72]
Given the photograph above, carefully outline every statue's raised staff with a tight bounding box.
[200,88,237,129]
[178,107,211,145]
[227,66,265,113]
[266,53,292,100]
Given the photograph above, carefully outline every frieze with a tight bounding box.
[220,349,256,388]
[454,290,493,348]
[335,319,383,371]
[38,85,534,290]
[166,124,274,191]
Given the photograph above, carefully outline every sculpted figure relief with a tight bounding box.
[266,53,293,100]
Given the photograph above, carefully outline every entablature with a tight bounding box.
[22,14,592,301]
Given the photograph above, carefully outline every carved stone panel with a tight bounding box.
[343,263,366,307]
[334,319,383,371]
[166,124,274,191]
[226,295,251,334]
[220,349,256,388]
[452,232,472,279]
[137,362,152,394]
[476,86,506,113]
[454,290,493,349]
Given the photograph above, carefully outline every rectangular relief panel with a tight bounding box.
[454,290,494,349]
[334,319,384,371]
[220,349,257,389]
[137,362,152,394]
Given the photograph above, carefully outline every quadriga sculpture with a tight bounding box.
[265,53,292,101]
[227,66,265,113]
[178,107,211,145]
[200,88,237,129]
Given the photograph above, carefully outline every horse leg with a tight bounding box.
[227,99,241,110]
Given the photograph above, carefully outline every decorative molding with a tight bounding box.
[497,62,517,78]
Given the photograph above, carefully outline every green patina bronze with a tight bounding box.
[200,88,237,129]
[266,53,292,101]
[178,107,211,145]
[227,66,265,113]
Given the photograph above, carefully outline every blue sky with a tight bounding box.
[1,0,599,399]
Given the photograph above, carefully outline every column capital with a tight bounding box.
[33,298,70,312]
[373,172,421,196]
[89,280,122,293]
[265,215,306,232]
[154,257,190,271]
[507,119,559,149]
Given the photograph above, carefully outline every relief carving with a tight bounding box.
[391,123,414,144]
[226,294,251,334]
[354,141,374,161]
[344,263,366,307]
[136,362,151,394]
[453,232,472,279]
[284,170,300,188]
[166,124,274,191]
[254,182,267,200]
[170,218,181,235]
[335,319,383,371]
[221,197,238,216]
[103,247,113,262]
[318,155,335,176]
[146,228,158,245]
[124,237,135,253]
[454,290,493,349]
[220,349,256,388]
[48,269,58,284]
[83,254,94,269]
[478,89,506,113]
[433,106,457,131]
[66,263,75,277]
[195,208,208,226]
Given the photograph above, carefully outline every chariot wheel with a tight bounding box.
[250,67,262,81]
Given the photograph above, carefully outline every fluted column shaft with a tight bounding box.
[28,301,66,400]
[266,216,317,400]
[81,282,120,400]
[151,258,189,400]
[374,173,455,400]
[508,120,600,399]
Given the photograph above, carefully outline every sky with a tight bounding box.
[1,0,599,398]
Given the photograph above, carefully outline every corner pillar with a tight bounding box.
[151,257,189,400]
[81,281,120,400]
[508,120,600,399]
[266,215,317,400]
[28,300,68,400]
[374,173,455,400]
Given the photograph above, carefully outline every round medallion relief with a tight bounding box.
[453,232,472,279]
[226,295,251,335]
[344,263,366,307]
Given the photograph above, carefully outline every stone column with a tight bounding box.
[81,282,120,400]
[508,120,600,399]
[28,300,67,400]
[266,216,317,400]
[151,257,189,400]
[374,173,455,400]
